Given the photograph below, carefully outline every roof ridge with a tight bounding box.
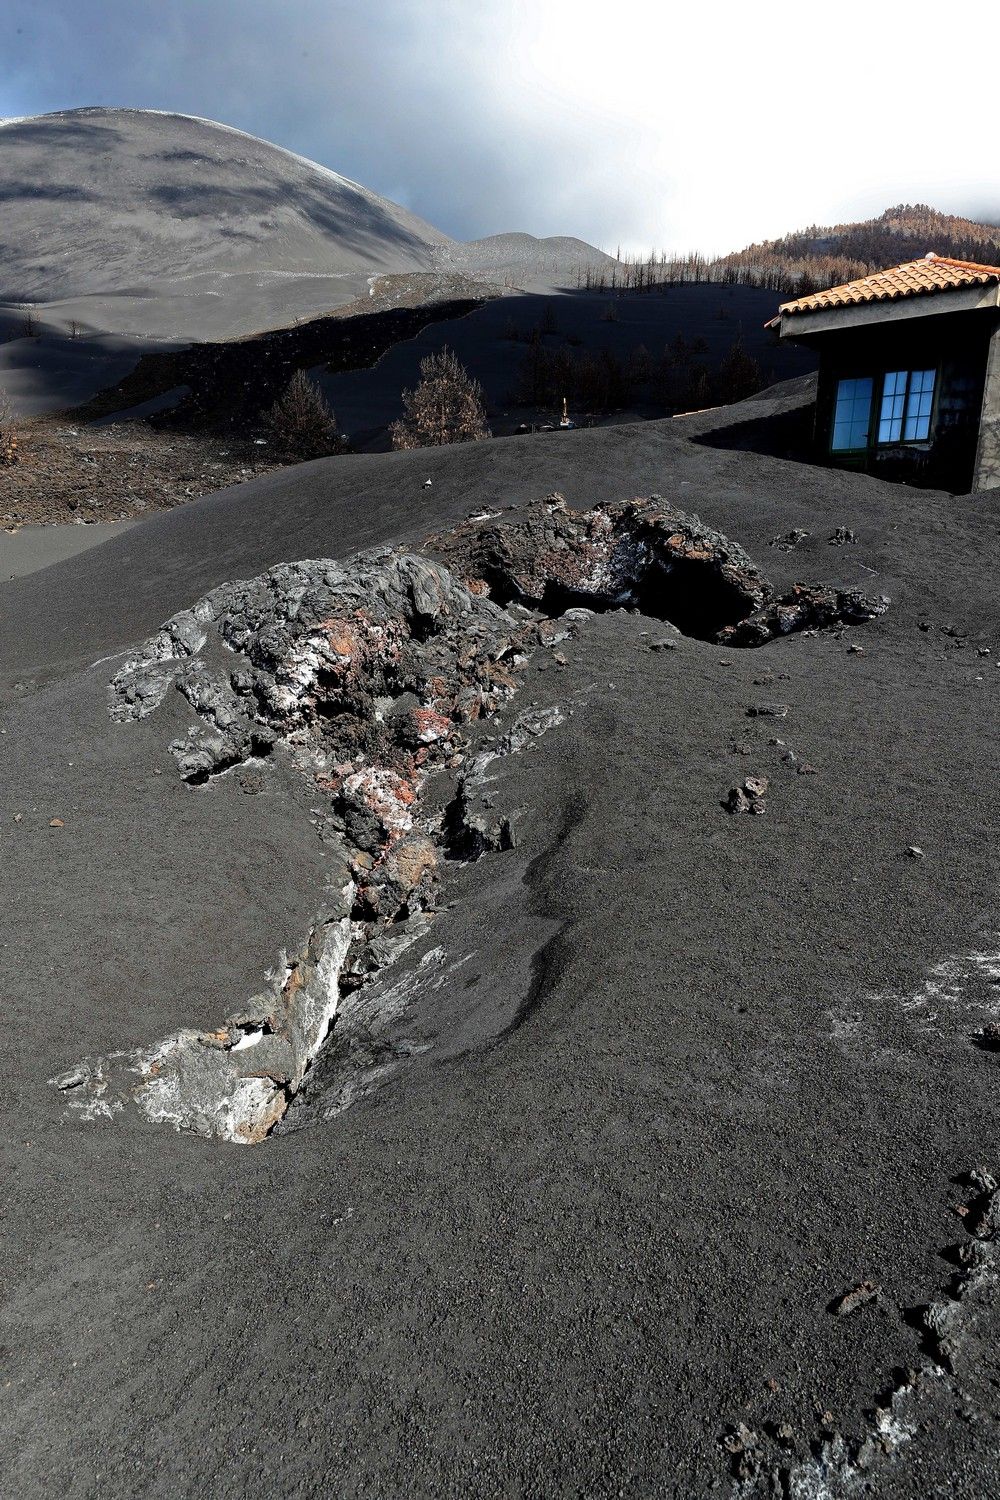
[923,253,1000,274]
[777,255,1000,318]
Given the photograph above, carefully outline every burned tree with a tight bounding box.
[390,347,491,449]
[265,369,346,462]
[715,336,763,404]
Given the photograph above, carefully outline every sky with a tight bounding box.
[3,0,998,255]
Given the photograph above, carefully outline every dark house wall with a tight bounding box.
[809,309,999,493]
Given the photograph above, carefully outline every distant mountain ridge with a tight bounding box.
[584,206,1000,298]
[720,204,1000,293]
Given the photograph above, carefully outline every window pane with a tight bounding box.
[879,377,903,440]
[832,377,872,450]
[905,410,931,441]
[902,368,935,441]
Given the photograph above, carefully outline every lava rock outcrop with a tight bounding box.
[426,494,887,644]
[59,550,542,1140]
[55,496,888,1144]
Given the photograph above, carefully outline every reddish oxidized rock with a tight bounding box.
[408,707,452,744]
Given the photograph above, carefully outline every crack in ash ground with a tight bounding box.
[50,493,887,1144]
[724,1168,1000,1498]
[725,931,1000,1499]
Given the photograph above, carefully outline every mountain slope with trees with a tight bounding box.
[584,204,1000,297]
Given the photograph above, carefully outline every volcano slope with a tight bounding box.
[0,108,452,341]
[4,398,1000,1498]
[0,109,617,418]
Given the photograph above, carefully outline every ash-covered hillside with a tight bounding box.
[0,109,616,344]
[4,393,1000,1497]
[445,231,616,289]
[0,108,452,339]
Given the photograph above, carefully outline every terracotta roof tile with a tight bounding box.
[778,255,1000,317]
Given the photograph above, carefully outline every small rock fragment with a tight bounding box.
[971,1188,1000,1241]
[906,845,924,859]
[955,1237,994,1271]
[724,776,768,816]
[48,817,65,828]
[832,1279,879,1316]
[721,1420,761,1479]
[746,703,788,719]
[770,529,809,551]
[722,1422,757,1455]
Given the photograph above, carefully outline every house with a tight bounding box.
[770,255,1000,493]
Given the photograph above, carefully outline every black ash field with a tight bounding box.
[4,384,1000,1498]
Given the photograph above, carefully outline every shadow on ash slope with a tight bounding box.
[52,495,886,1143]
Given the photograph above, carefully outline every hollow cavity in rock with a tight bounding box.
[425,494,887,646]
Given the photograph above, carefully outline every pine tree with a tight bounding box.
[265,370,346,461]
[390,348,491,450]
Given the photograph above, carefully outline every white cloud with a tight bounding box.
[3,0,998,252]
